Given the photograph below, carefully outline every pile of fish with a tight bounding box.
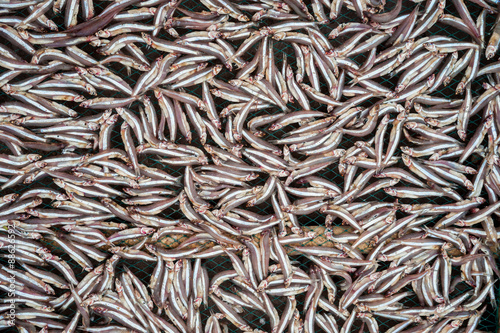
[0,0,500,332]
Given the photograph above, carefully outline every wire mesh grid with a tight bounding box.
[0,0,499,332]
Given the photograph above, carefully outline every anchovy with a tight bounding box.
[0,0,498,332]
